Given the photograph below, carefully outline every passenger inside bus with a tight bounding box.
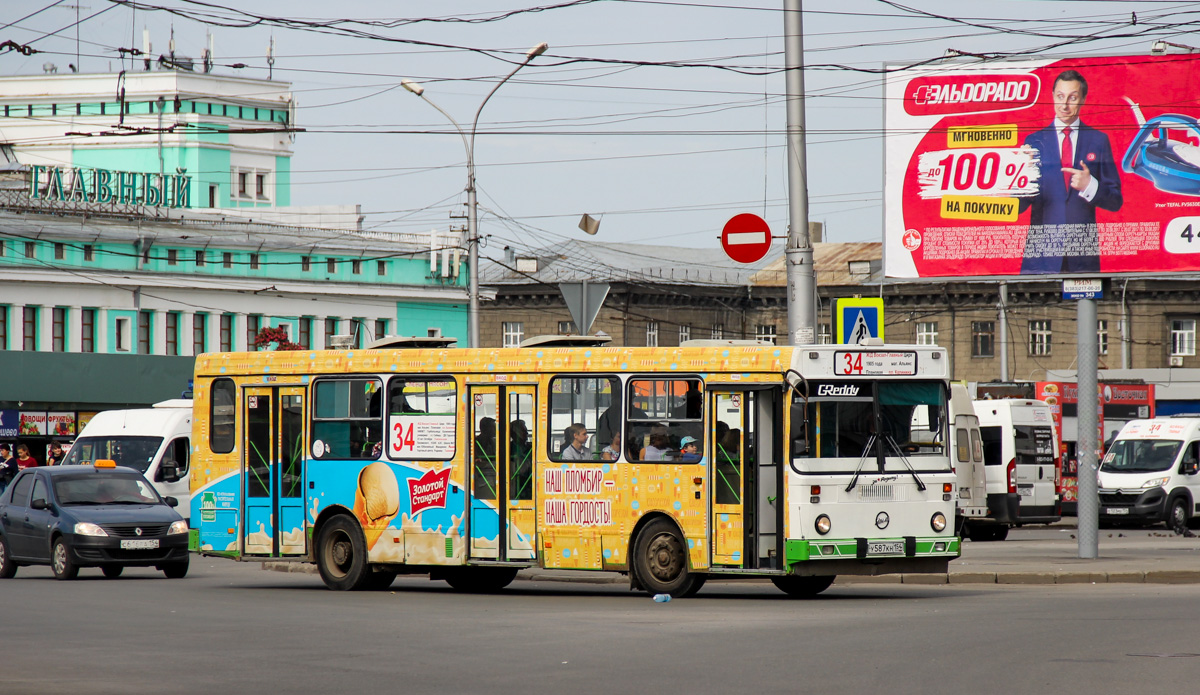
[474,417,498,499]
[510,420,532,500]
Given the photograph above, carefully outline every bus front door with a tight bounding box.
[711,389,782,570]
[243,386,307,557]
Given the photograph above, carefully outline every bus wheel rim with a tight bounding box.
[647,532,682,582]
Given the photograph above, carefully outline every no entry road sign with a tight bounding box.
[721,213,772,264]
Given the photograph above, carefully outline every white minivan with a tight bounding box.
[974,399,1061,525]
[1099,418,1200,530]
[59,399,193,520]
[950,386,1012,541]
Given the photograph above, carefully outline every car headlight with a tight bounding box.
[931,512,947,532]
[74,522,108,537]
[1142,477,1170,489]
[168,520,189,535]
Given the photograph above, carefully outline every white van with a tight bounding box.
[974,399,1061,525]
[59,399,192,519]
[950,386,1012,541]
[1099,418,1200,530]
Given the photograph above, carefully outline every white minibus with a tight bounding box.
[973,399,1061,525]
[1099,418,1200,530]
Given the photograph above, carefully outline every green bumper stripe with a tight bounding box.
[785,537,960,565]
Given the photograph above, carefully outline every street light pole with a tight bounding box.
[403,42,548,348]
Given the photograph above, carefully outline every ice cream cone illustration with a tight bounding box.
[354,462,400,549]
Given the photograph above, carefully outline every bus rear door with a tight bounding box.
[242,386,307,557]
[468,383,537,562]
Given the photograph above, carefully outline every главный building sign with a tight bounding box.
[28,164,191,208]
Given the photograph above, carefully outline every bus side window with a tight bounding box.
[211,378,236,454]
[956,427,970,463]
[312,378,383,459]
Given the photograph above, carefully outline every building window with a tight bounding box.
[81,308,95,353]
[193,314,207,354]
[250,253,260,270]
[237,171,248,198]
[558,321,577,335]
[298,317,311,349]
[711,324,724,340]
[195,250,206,267]
[208,184,218,208]
[374,319,388,342]
[115,316,131,352]
[138,310,152,354]
[646,321,659,347]
[52,308,66,352]
[220,314,232,351]
[502,321,524,348]
[255,173,266,199]
[1097,319,1109,356]
[1171,319,1196,356]
[818,323,832,344]
[352,259,362,275]
[83,244,93,261]
[0,306,7,348]
[23,306,38,350]
[302,256,311,272]
[25,241,35,258]
[325,317,339,347]
[247,314,262,350]
[679,325,691,344]
[755,324,777,345]
[223,252,233,269]
[165,312,179,356]
[1029,320,1052,356]
[54,242,65,260]
[167,248,178,266]
[377,260,387,276]
[916,321,939,346]
[327,258,337,274]
[352,319,365,349]
[971,321,995,357]
[0,240,5,256]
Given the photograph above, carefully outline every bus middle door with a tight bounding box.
[243,386,307,557]
[712,391,748,567]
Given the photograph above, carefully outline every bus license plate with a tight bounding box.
[867,541,904,556]
[120,539,160,549]
[1106,507,1129,515]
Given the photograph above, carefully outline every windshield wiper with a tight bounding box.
[882,435,926,491]
[845,433,878,493]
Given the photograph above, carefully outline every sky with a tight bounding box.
[3,0,1198,265]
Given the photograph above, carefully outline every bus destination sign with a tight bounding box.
[834,351,918,376]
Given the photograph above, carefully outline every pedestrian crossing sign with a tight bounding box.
[833,298,885,344]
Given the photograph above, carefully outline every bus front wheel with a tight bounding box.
[317,515,371,591]
[633,518,699,598]
[771,575,835,598]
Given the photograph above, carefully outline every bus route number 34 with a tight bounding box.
[839,352,865,375]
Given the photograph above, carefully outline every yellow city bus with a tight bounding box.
[189,336,959,596]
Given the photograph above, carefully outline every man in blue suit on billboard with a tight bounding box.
[1019,70,1123,274]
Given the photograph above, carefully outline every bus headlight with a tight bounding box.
[815,514,831,535]
[931,512,947,532]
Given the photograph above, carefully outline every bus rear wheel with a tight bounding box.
[443,567,518,593]
[317,515,371,591]
[633,518,699,598]
[771,575,835,598]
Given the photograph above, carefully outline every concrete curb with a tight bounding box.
[260,562,1200,585]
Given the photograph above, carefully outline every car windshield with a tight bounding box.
[1101,439,1181,473]
[53,473,162,505]
[60,436,163,473]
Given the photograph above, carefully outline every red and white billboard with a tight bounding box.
[885,54,1200,278]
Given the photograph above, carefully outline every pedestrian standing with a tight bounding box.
[47,441,66,466]
[14,444,38,469]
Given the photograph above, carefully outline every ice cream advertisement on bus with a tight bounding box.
[885,54,1200,278]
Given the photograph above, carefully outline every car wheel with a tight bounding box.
[162,558,189,579]
[316,515,371,591]
[0,535,17,579]
[52,538,78,580]
[1167,497,1189,533]
[771,575,836,598]
[102,565,124,579]
[633,518,697,598]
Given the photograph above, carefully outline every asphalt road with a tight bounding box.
[3,553,1199,695]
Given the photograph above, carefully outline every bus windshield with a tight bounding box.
[1101,439,1182,473]
[60,436,163,473]
[792,380,948,463]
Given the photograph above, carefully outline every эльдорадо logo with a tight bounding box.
[904,74,1040,117]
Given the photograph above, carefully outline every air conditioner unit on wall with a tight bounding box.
[1170,355,1184,367]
